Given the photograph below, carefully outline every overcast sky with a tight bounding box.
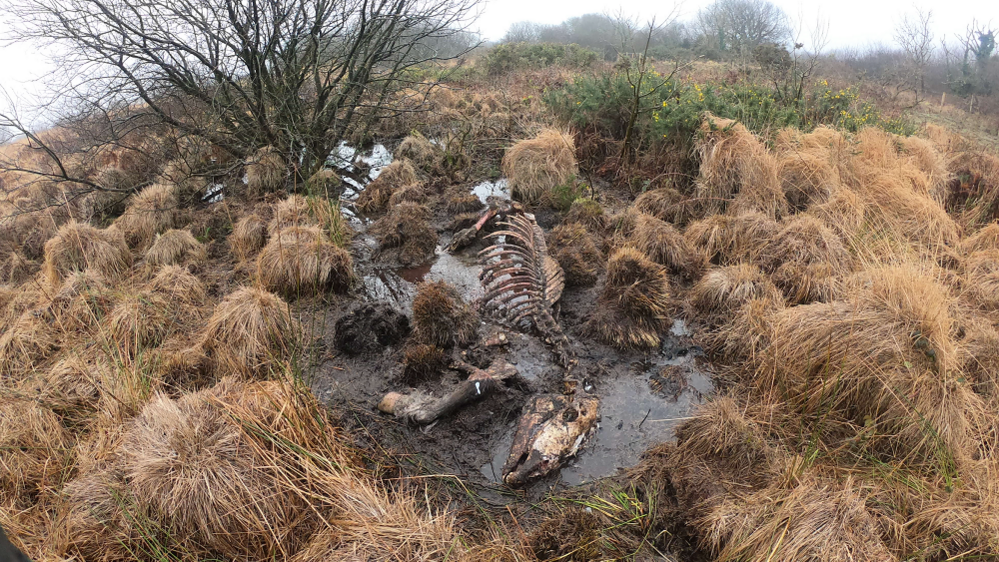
[0,0,993,110]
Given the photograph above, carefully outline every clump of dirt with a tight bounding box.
[333,302,411,356]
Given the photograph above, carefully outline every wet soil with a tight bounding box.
[299,169,714,504]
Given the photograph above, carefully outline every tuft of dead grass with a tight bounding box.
[256,226,354,297]
[0,399,72,508]
[356,158,420,215]
[42,221,132,287]
[630,212,704,280]
[502,128,577,203]
[395,131,441,173]
[694,113,786,219]
[411,280,478,348]
[198,286,301,375]
[246,146,286,194]
[231,212,269,262]
[691,264,783,322]
[106,290,175,356]
[564,198,607,232]
[548,222,603,287]
[587,247,671,349]
[401,344,448,385]
[778,152,839,212]
[305,168,342,196]
[634,187,696,227]
[122,386,308,558]
[146,264,208,308]
[684,211,779,266]
[369,202,438,267]
[113,182,180,249]
[144,228,206,268]
[758,214,852,304]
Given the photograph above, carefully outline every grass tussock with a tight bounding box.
[395,131,441,173]
[231,213,268,261]
[778,151,839,212]
[502,128,577,203]
[146,264,208,307]
[246,146,286,194]
[444,187,484,214]
[256,226,354,298]
[684,211,779,266]
[548,222,603,287]
[759,215,852,304]
[114,182,180,249]
[411,280,478,348]
[690,264,782,322]
[106,290,175,355]
[962,221,999,254]
[144,229,207,268]
[198,286,301,375]
[355,158,420,215]
[564,198,607,232]
[305,168,341,196]
[630,212,704,280]
[634,187,696,227]
[962,250,999,309]
[369,202,438,267]
[587,247,671,349]
[42,221,131,287]
[401,344,448,385]
[694,113,786,219]
[0,399,72,508]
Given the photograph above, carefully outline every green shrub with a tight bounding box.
[545,73,914,150]
[482,43,598,76]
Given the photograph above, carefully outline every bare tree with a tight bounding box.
[502,21,542,44]
[696,0,789,58]
[894,5,934,96]
[0,0,480,196]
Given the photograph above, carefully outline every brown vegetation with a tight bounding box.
[411,281,477,348]
[42,221,132,287]
[548,222,603,287]
[144,228,207,267]
[245,146,286,194]
[198,287,301,375]
[502,129,577,203]
[369,202,438,266]
[587,247,671,349]
[114,182,180,249]
[256,226,354,297]
[230,213,268,261]
[355,158,420,214]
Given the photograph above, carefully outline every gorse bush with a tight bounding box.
[545,72,914,148]
[482,42,598,75]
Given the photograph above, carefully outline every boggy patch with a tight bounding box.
[333,302,411,356]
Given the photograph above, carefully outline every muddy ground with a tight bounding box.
[298,143,715,504]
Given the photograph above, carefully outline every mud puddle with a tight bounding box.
[329,141,394,196]
[360,247,483,309]
[479,343,711,486]
[472,179,509,204]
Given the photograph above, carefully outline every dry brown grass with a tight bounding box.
[20,356,104,427]
[564,198,607,233]
[502,128,577,203]
[106,290,175,355]
[759,215,853,304]
[355,158,420,215]
[630,212,703,280]
[412,280,478,348]
[256,226,354,297]
[778,151,840,212]
[246,146,286,194]
[694,113,786,219]
[762,264,980,464]
[146,264,209,308]
[548,222,603,287]
[684,211,779,266]
[42,221,132,287]
[369,202,438,267]
[122,386,308,558]
[401,343,448,385]
[198,286,301,375]
[901,135,950,203]
[391,183,430,207]
[0,399,72,508]
[0,250,37,285]
[53,471,134,562]
[690,264,782,322]
[703,476,894,562]
[305,168,341,196]
[114,182,180,249]
[587,247,671,349]
[444,187,484,214]
[962,250,999,309]
[231,213,268,261]
[144,228,207,268]
[395,131,441,173]
[634,187,696,227]
[962,222,999,254]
